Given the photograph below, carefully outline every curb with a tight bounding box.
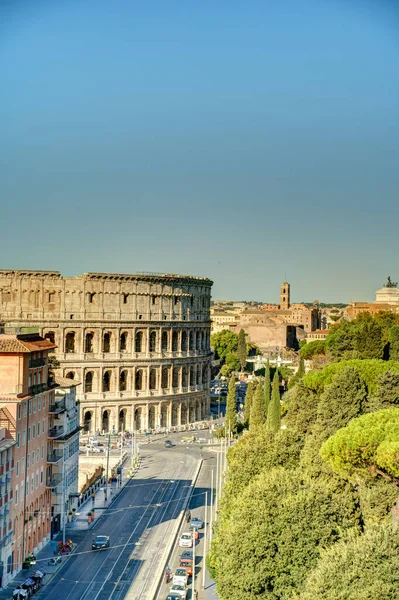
[150,458,203,600]
[35,542,79,596]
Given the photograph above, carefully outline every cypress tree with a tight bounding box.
[264,359,271,416]
[250,382,266,432]
[297,355,305,378]
[225,376,238,435]
[237,329,247,371]
[244,381,255,424]
[268,370,281,432]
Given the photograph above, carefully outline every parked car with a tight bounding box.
[164,440,174,448]
[169,584,187,599]
[189,526,199,540]
[178,533,193,548]
[173,567,189,587]
[92,535,110,550]
[190,516,204,529]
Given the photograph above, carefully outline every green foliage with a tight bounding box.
[244,381,255,424]
[225,376,238,434]
[211,329,238,361]
[213,468,359,600]
[264,360,271,416]
[296,525,399,600]
[249,382,266,432]
[289,355,306,388]
[283,381,319,437]
[237,329,247,371]
[389,325,399,360]
[321,407,399,481]
[367,370,399,412]
[299,340,326,360]
[220,352,240,377]
[267,370,281,432]
[356,477,399,526]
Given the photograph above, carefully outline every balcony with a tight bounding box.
[47,450,64,463]
[29,357,47,369]
[46,473,63,489]
[48,399,66,414]
[29,383,48,395]
[48,426,64,439]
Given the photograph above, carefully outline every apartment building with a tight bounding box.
[0,331,56,580]
[0,427,16,588]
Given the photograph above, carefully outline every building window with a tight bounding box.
[149,331,157,353]
[16,461,19,476]
[33,398,36,412]
[27,455,30,469]
[44,331,55,344]
[22,430,26,445]
[85,332,94,353]
[135,370,143,391]
[120,332,128,352]
[42,419,45,433]
[149,369,157,390]
[172,331,179,352]
[65,331,76,353]
[41,445,44,459]
[17,433,20,448]
[33,425,36,438]
[22,458,25,473]
[103,371,111,392]
[17,404,21,420]
[38,397,41,410]
[31,451,34,465]
[37,421,40,435]
[85,371,94,393]
[66,371,75,380]
[161,331,168,351]
[161,367,169,389]
[135,331,143,353]
[40,469,43,484]
[15,486,18,506]
[103,332,111,353]
[152,295,157,305]
[119,370,127,392]
[88,292,95,303]
[123,293,129,304]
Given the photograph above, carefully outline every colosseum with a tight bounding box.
[0,270,213,433]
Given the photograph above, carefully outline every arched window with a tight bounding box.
[172,331,179,352]
[66,372,75,380]
[202,367,208,385]
[189,366,195,386]
[65,332,75,353]
[149,369,157,390]
[161,367,169,389]
[83,411,92,432]
[102,410,109,432]
[181,331,188,351]
[119,370,127,391]
[120,332,128,352]
[182,366,188,387]
[103,371,111,392]
[103,332,111,353]
[135,331,143,353]
[161,331,168,351]
[44,332,55,344]
[196,332,201,351]
[196,367,201,385]
[149,331,157,353]
[85,372,93,393]
[189,331,195,352]
[172,367,179,388]
[85,332,94,353]
[135,369,143,390]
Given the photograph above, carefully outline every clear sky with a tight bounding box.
[1,0,399,303]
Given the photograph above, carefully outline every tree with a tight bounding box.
[320,407,399,482]
[389,325,399,360]
[267,370,281,432]
[264,359,271,416]
[211,330,238,361]
[244,381,255,424]
[296,525,399,600]
[220,352,240,377]
[237,329,247,371]
[367,370,399,412]
[249,382,266,432]
[225,376,238,435]
[283,381,319,437]
[299,340,326,360]
[212,468,359,600]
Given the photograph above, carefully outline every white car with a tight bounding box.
[169,584,187,599]
[173,567,188,587]
[178,533,193,548]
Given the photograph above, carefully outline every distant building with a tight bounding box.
[306,329,329,342]
[347,277,399,319]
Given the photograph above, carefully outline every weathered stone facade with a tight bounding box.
[0,270,213,433]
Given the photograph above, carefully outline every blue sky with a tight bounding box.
[1,0,399,303]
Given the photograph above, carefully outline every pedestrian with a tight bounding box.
[91,492,95,504]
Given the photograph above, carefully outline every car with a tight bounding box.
[169,584,187,599]
[164,440,174,448]
[180,549,193,561]
[166,594,182,600]
[179,558,193,576]
[92,535,110,550]
[173,567,188,587]
[178,533,193,548]
[190,517,204,529]
[188,526,199,540]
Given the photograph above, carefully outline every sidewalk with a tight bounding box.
[0,454,139,599]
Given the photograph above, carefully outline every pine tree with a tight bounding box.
[250,382,266,432]
[225,376,238,435]
[268,370,281,432]
[237,329,247,371]
[264,359,271,417]
[297,355,305,378]
[244,381,255,424]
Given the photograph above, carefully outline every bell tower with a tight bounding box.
[280,281,290,310]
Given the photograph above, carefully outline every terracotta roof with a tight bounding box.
[0,335,56,353]
[54,376,81,388]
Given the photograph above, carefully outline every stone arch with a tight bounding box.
[172,367,179,388]
[134,407,142,431]
[172,404,178,426]
[181,330,188,352]
[189,402,196,423]
[149,331,157,353]
[85,332,94,353]
[160,404,168,428]
[161,331,168,351]
[196,365,201,385]
[172,330,179,352]
[135,369,144,390]
[202,365,208,385]
[182,366,188,388]
[66,371,75,380]
[85,371,94,393]
[119,408,127,431]
[120,331,128,352]
[189,331,195,352]
[102,410,110,432]
[180,403,188,425]
[196,400,202,421]
[103,332,112,353]
[161,366,169,389]
[148,405,156,429]
[189,365,195,386]
[65,331,75,353]
[135,331,144,353]
[83,410,92,432]
[44,331,55,344]
[196,332,201,351]
[119,370,128,391]
[149,368,157,390]
[103,370,112,392]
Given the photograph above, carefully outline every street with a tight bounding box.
[36,435,202,600]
